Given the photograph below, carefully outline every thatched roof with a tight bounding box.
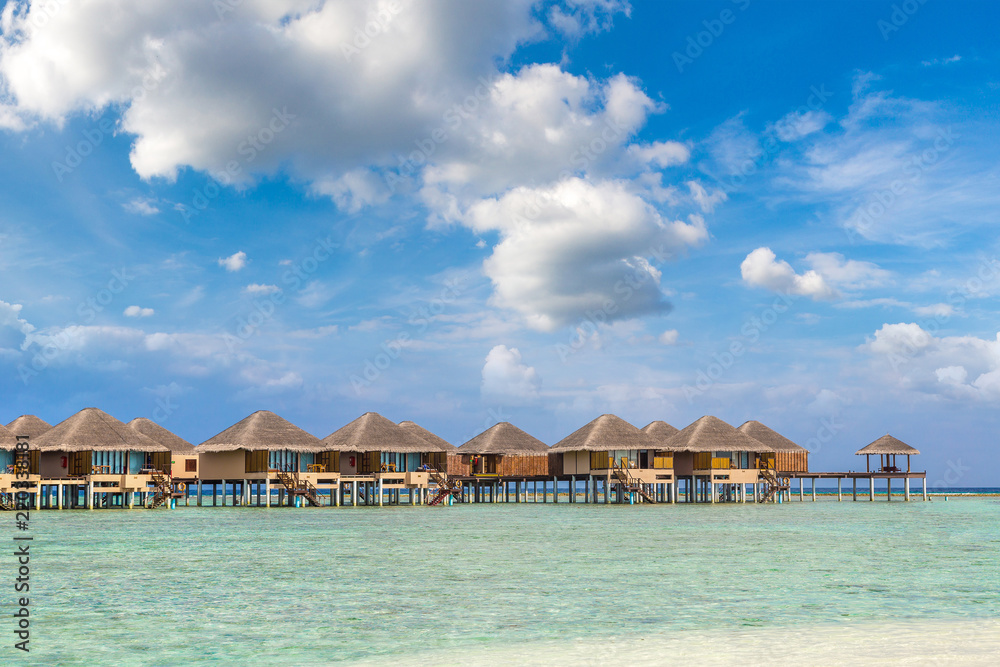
[666,415,774,453]
[398,421,457,452]
[128,418,196,453]
[737,420,807,453]
[856,435,920,456]
[197,410,321,453]
[0,424,18,451]
[550,414,653,452]
[458,422,549,455]
[6,415,52,439]
[33,408,167,452]
[321,412,434,453]
[641,421,680,449]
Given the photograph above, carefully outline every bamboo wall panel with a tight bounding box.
[776,451,808,472]
[496,454,550,477]
[447,454,469,476]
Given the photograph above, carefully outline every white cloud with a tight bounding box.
[865,323,1000,401]
[770,109,832,142]
[740,247,838,300]
[243,283,280,296]
[0,300,36,336]
[686,181,726,213]
[628,141,690,168]
[658,329,678,345]
[123,305,154,317]
[218,251,247,272]
[122,197,160,215]
[481,344,539,402]
[464,178,707,330]
[288,325,339,339]
[912,303,954,318]
[547,0,630,39]
[804,252,891,289]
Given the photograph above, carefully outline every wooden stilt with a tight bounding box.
[869,476,875,501]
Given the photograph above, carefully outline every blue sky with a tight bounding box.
[1,0,998,484]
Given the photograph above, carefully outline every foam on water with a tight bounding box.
[8,496,1000,664]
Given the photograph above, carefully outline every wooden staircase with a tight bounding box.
[427,470,461,506]
[758,463,789,503]
[0,493,15,511]
[612,461,656,504]
[148,471,174,509]
[274,469,322,507]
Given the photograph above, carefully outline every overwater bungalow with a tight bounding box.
[398,420,466,476]
[550,414,668,503]
[2,416,49,494]
[458,422,551,477]
[32,407,171,509]
[667,415,778,503]
[737,420,809,473]
[196,410,329,507]
[128,417,199,483]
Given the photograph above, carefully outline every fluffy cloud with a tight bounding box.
[803,252,890,289]
[218,251,247,272]
[740,247,838,300]
[481,344,539,402]
[464,178,707,330]
[124,305,154,317]
[658,329,678,345]
[865,323,1000,401]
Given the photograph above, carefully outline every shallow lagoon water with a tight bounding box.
[9,497,1000,664]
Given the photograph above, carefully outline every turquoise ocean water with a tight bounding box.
[6,497,1000,665]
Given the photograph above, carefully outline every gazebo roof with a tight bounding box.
[550,414,654,452]
[666,415,774,453]
[197,410,321,452]
[458,422,549,455]
[321,412,434,453]
[32,408,167,452]
[855,435,920,456]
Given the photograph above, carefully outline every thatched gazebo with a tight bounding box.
[458,422,550,477]
[856,435,920,473]
[33,408,169,477]
[322,412,446,474]
[6,415,51,440]
[551,414,661,472]
[197,410,322,476]
[737,420,808,473]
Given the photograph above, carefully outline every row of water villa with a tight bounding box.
[0,408,928,511]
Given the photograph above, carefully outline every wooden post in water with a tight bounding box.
[811,478,816,502]
[869,476,875,501]
[904,477,910,501]
[837,477,842,502]
[922,477,928,501]
[852,477,857,501]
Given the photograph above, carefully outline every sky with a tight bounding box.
[0,0,998,485]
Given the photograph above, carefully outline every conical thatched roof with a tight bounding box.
[856,435,920,455]
[641,420,680,449]
[197,410,321,452]
[128,418,196,452]
[398,420,456,452]
[737,420,807,452]
[33,408,167,452]
[6,415,52,439]
[322,412,434,453]
[458,422,549,455]
[0,424,18,451]
[666,415,774,453]
[550,414,653,451]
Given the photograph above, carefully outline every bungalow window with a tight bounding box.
[268,450,296,472]
[91,451,125,474]
[185,459,197,472]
